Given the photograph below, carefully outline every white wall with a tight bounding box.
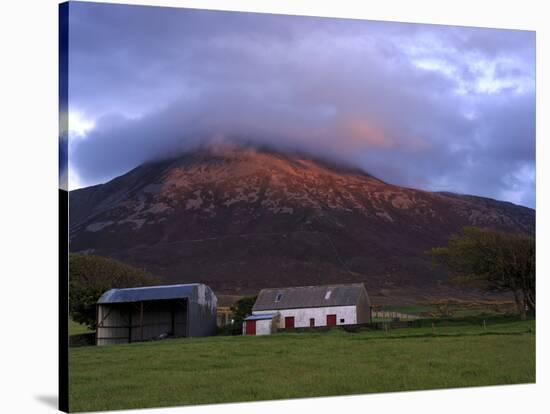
[256,319,273,335]
[254,306,357,329]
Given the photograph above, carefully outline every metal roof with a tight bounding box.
[97,283,202,304]
[252,283,368,311]
[244,313,279,321]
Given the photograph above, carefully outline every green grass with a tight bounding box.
[69,316,535,412]
[379,304,513,319]
[450,308,502,318]
[69,319,93,336]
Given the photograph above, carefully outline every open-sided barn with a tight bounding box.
[244,283,371,335]
[96,283,217,345]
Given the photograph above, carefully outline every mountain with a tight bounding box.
[69,146,535,304]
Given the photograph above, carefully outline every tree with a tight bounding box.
[229,296,257,335]
[69,253,161,329]
[430,227,535,320]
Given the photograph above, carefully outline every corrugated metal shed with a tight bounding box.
[96,283,218,345]
[253,283,368,311]
[98,284,199,304]
[244,313,278,321]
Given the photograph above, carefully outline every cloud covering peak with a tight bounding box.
[66,3,535,208]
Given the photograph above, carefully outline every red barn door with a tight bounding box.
[285,316,295,329]
[326,314,337,326]
[245,320,256,335]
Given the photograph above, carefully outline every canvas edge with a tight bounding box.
[59,1,69,412]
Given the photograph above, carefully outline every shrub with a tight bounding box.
[69,253,161,329]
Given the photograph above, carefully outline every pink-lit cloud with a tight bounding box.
[67,3,535,208]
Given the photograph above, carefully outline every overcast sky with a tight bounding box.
[63,2,535,208]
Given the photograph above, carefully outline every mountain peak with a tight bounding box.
[69,145,534,302]
[145,143,384,186]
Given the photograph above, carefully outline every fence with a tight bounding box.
[371,310,422,321]
[276,319,421,334]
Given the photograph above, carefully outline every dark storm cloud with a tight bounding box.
[67,2,535,207]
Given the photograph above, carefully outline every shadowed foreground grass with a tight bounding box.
[69,318,535,412]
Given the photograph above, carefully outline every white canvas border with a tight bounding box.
[0,0,546,413]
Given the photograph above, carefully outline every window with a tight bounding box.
[275,293,282,302]
[324,290,332,300]
[340,318,345,323]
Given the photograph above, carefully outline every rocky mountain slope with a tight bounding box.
[69,146,535,303]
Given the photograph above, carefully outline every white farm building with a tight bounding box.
[243,283,371,335]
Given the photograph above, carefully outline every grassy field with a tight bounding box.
[380,301,517,319]
[69,319,93,336]
[69,316,535,412]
